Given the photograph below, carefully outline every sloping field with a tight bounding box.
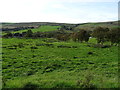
[13,25,60,33]
[2,38,118,88]
[75,21,118,31]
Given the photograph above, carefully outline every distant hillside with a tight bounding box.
[74,21,118,31]
[1,22,76,31]
[1,21,118,32]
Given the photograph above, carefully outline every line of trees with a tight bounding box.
[3,26,120,45]
[92,27,120,45]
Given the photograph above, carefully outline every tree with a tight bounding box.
[55,33,70,41]
[71,29,90,42]
[84,32,90,42]
[106,27,120,45]
[25,30,33,37]
[71,32,78,42]
[92,27,109,44]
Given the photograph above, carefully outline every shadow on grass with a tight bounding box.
[23,82,40,90]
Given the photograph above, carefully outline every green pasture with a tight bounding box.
[2,38,118,88]
[13,25,60,33]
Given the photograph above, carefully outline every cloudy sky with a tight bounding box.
[0,0,119,23]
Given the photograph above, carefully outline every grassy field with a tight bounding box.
[12,25,60,33]
[2,37,118,88]
[1,25,60,36]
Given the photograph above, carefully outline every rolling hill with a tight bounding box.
[1,21,118,32]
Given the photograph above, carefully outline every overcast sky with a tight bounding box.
[0,0,119,23]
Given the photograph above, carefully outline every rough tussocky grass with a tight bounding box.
[2,38,118,88]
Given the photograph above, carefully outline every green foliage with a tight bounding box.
[3,32,13,38]
[60,25,73,31]
[24,30,33,38]
[92,27,109,44]
[106,27,120,45]
[56,34,70,41]
[71,29,90,42]
[77,29,90,42]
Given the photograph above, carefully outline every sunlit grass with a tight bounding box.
[12,25,60,33]
[2,38,118,88]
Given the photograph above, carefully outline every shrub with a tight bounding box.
[3,32,13,38]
